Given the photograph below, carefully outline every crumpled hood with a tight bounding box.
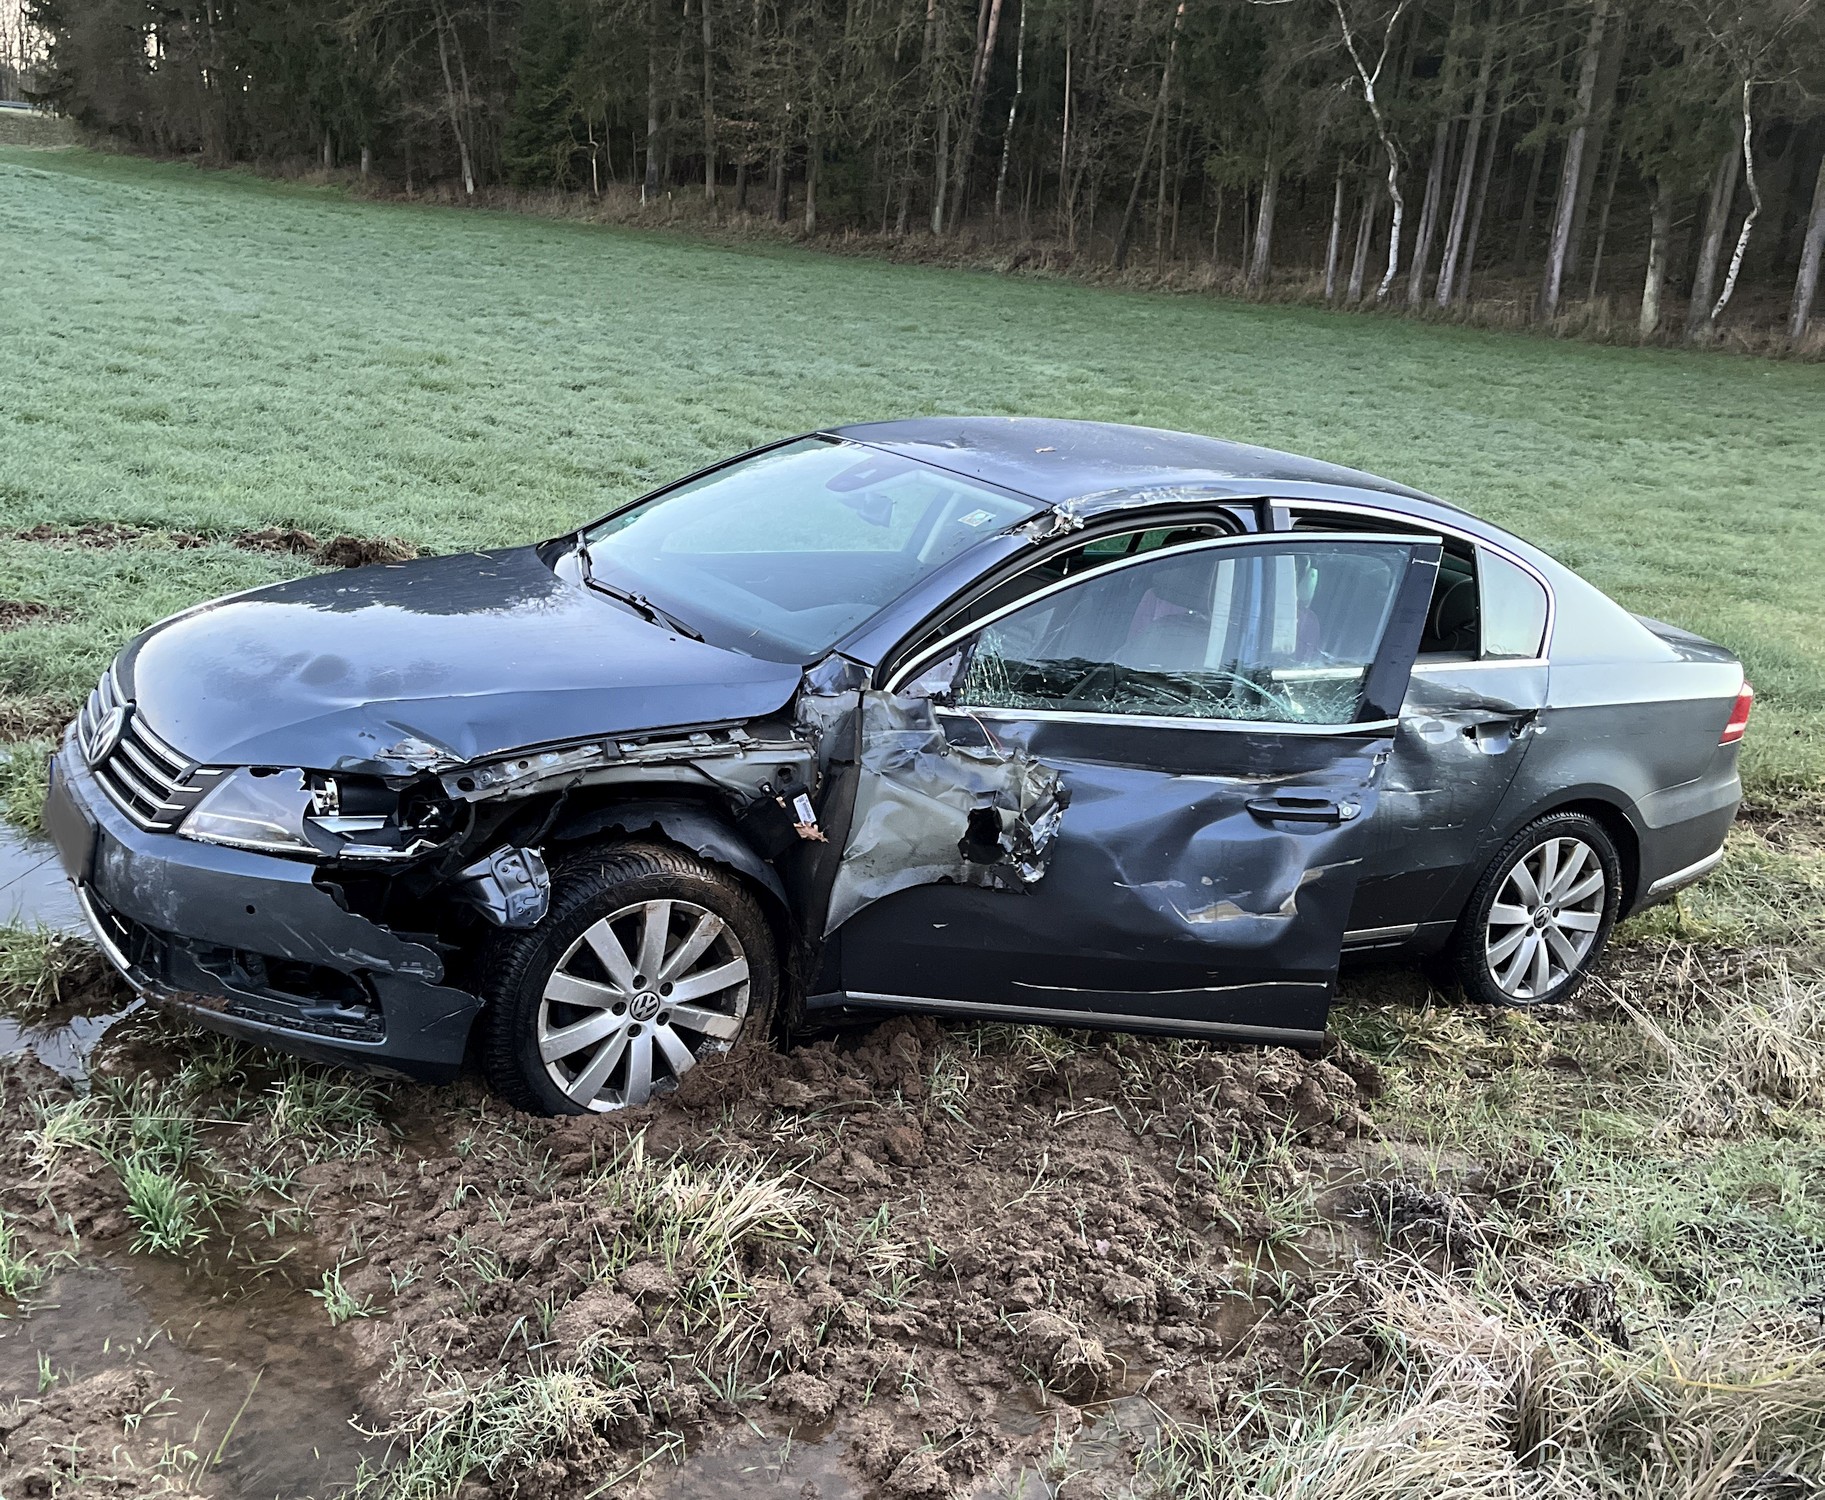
[119,546,804,771]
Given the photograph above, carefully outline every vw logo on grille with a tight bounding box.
[84,704,129,768]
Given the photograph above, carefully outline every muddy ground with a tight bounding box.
[0,816,1820,1497]
[0,987,1379,1498]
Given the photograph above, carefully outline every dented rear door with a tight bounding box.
[830,534,1441,1042]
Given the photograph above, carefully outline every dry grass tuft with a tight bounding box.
[1600,954,1825,1133]
[1146,1257,1825,1499]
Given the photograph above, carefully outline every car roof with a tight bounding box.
[824,416,1448,512]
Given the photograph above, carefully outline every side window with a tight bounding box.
[1291,510,1482,658]
[1423,547,1479,656]
[898,522,1231,664]
[1480,550,1549,658]
[951,539,1415,725]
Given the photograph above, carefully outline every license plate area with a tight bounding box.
[44,757,99,883]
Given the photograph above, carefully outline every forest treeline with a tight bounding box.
[18,0,1825,346]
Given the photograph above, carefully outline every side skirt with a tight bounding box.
[802,990,1327,1048]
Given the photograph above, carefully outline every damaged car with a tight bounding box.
[46,418,1750,1113]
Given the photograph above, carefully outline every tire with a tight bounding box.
[477,842,778,1115]
[1448,812,1622,1008]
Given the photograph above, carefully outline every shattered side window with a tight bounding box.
[953,540,1411,725]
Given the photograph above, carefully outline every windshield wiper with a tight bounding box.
[575,539,704,641]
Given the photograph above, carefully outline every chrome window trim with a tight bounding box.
[935,705,1400,736]
[1279,498,1557,660]
[1410,657,1549,673]
[884,530,1444,723]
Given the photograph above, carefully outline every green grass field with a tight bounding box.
[3,145,1823,792]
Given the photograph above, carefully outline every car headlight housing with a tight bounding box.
[179,768,318,855]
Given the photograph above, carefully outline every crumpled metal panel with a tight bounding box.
[822,691,1069,934]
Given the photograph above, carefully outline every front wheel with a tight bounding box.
[477,843,778,1115]
[1448,812,1622,1008]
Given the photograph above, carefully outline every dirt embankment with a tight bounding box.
[5,522,422,569]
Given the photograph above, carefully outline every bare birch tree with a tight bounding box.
[1332,0,1414,303]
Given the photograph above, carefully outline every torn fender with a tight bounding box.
[822,691,1069,934]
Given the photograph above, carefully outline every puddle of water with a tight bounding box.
[642,1425,857,1499]
[0,825,82,933]
[0,1257,382,1499]
[0,1002,139,1083]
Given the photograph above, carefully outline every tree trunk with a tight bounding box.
[1456,63,1508,304]
[322,130,333,170]
[1154,98,1172,265]
[700,0,715,205]
[923,0,945,235]
[1511,142,1545,270]
[1710,80,1761,328]
[1323,163,1346,302]
[1247,160,1277,291]
[1058,28,1074,245]
[804,134,818,233]
[1565,4,1625,285]
[433,6,475,198]
[1113,0,1184,272]
[931,108,948,234]
[1639,177,1672,339]
[1436,11,1495,309]
[771,142,787,221]
[1348,179,1379,303]
[1330,0,1414,303]
[948,0,1005,231]
[360,144,371,179]
[1686,127,1742,342]
[644,0,664,203]
[993,0,1025,228]
[1406,117,1450,303]
[1584,138,1620,300]
[1790,154,1825,343]
[1539,0,1608,321]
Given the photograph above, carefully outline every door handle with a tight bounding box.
[1246,793,1360,824]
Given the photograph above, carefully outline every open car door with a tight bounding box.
[825,532,1442,1044]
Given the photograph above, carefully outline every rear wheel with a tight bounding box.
[1449,812,1622,1008]
[478,843,777,1115]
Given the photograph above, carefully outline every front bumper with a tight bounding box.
[46,732,482,1081]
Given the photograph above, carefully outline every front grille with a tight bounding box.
[78,667,222,831]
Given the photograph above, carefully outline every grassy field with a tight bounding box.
[3,146,1825,792]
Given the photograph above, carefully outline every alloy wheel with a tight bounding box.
[537,898,750,1111]
[1484,835,1607,1001]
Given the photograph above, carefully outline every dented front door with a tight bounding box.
[829,534,1442,1042]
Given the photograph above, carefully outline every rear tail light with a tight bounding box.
[1720,682,1753,745]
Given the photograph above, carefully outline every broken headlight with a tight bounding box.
[180,770,458,861]
[179,768,318,855]
[305,774,460,860]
